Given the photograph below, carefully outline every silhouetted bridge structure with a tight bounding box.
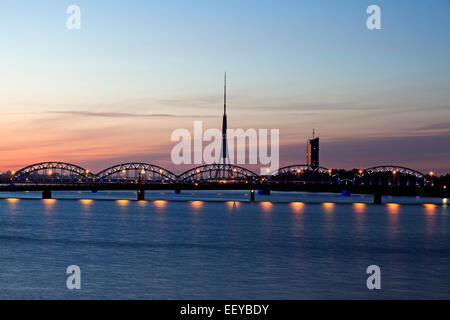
[0,162,444,203]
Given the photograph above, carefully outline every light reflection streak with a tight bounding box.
[353,203,366,214]
[260,202,273,212]
[153,200,167,208]
[190,201,204,210]
[290,202,305,214]
[226,201,240,208]
[116,200,129,207]
[424,204,437,215]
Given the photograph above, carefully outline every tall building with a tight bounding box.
[307,129,319,169]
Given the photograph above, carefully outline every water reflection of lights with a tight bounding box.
[190,201,204,209]
[260,202,273,212]
[322,202,335,213]
[6,198,19,203]
[226,201,240,208]
[424,204,437,215]
[80,199,93,205]
[153,200,167,208]
[443,198,448,205]
[116,200,129,206]
[290,202,305,213]
[386,203,400,214]
[353,203,366,214]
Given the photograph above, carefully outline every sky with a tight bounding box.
[1,0,449,174]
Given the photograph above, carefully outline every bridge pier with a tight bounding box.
[42,189,52,199]
[137,188,145,201]
[373,191,382,204]
[250,190,255,202]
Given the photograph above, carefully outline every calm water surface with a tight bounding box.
[0,191,448,299]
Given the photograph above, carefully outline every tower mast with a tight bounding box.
[221,72,228,166]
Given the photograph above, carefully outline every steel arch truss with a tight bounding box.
[268,164,332,184]
[14,162,94,183]
[95,163,177,184]
[362,165,426,186]
[178,164,259,183]
[363,165,425,178]
[273,165,330,176]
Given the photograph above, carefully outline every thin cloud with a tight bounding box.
[45,110,216,119]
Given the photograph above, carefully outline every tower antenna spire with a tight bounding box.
[220,72,229,168]
[224,72,227,114]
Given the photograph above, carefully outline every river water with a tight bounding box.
[0,191,448,299]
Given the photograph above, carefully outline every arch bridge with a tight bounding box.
[268,164,333,184]
[360,165,427,186]
[14,162,94,183]
[178,164,259,183]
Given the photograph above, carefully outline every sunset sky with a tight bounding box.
[1,0,449,174]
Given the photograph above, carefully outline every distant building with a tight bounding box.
[307,130,319,169]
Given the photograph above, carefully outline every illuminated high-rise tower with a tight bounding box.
[307,129,319,169]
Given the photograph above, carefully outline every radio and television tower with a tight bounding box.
[221,72,228,165]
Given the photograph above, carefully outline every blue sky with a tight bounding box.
[1,0,449,173]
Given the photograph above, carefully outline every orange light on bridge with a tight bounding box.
[429,171,434,177]
[358,170,363,175]
[392,170,397,175]
[48,170,53,175]
[328,169,332,175]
